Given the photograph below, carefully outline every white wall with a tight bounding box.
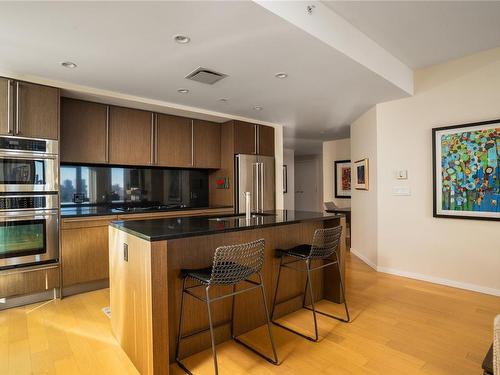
[350,107,378,267]
[283,148,295,210]
[351,47,500,295]
[322,138,351,208]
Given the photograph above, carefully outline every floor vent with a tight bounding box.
[102,306,111,318]
[185,67,228,85]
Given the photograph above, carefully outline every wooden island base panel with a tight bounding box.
[109,211,346,375]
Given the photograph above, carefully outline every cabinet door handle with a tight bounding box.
[150,113,155,165]
[105,106,110,163]
[191,119,194,167]
[15,81,20,135]
[6,80,13,134]
[254,124,257,154]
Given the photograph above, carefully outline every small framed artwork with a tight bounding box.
[334,160,351,198]
[354,158,369,190]
[283,165,288,194]
[432,119,499,221]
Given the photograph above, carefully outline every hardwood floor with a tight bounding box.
[1,253,498,374]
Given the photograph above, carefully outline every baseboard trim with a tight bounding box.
[349,250,500,297]
[349,248,377,270]
[62,279,109,297]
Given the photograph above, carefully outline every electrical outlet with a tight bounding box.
[123,243,128,262]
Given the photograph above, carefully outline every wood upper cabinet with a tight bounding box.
[233,121,274,156]
[16,81,59,140]
[156,114,192,167]
[234,121,257,155]
[0,78,12,136]
[109,106,153,166]
[0,78,59,139]
[258,124,275,157]
[193,120,221,168]
[61,98,108,163]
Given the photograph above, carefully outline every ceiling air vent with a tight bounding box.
[185,67,228,85]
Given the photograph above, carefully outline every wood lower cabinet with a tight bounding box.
[16,81,59,140]
[156,114,192,167]
[61,98,108,163]
[193,119,221,168]
[109,106,153,166]
[61,216,117,294]
[0,265,59,299]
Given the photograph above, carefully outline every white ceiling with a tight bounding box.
[324,1,500,69]
[0,1,499,154]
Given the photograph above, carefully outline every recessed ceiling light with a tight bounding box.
[275,72,288,79]
[177,88,189,94]
[173,34,190,44]
[61,61,77,69]
[253,105,263,111]
[218,98,228,102]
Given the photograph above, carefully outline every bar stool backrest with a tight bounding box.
[309,226,342,259]
[210,239,265,285]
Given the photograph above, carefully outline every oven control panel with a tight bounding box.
[0,137,47,153]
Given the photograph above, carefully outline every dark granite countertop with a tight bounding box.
[110,210,342,242]
[61,205,233,218]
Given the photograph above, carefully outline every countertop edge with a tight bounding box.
[109,212,343,242]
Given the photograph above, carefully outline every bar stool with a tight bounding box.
[270,226,350,342]
[175,238,279,375]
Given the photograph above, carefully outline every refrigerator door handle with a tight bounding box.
[260,162,264,212]
[253,162,259,212]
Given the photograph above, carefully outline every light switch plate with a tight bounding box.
[396,170,408,180]
[392,186,411,196]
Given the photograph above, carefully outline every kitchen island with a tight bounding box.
[109,210,346,375]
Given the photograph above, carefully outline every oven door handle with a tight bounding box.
[0,152,57,160]
[0,211,58,221]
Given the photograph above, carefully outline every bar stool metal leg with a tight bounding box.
[270,256,283,321]
[305,259,319,342]
[205,286,219,375]
[175,278,192,374]
[335,254,350,322]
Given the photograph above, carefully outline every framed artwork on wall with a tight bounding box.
[354,158,369,190]
[432,119,499,221]
[334,160,351,198]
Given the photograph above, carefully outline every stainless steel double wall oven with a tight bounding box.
[0,136,59,269]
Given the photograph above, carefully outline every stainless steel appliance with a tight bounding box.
[235,154,275,213]
[0,136,58,193]
[0,194,59,269]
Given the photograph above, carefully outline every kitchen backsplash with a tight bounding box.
[60,164,209,208]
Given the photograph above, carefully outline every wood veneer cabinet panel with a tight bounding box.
[0,266,59,298]
[109,106,153,166]
[258,125,275,157]
[0,77,11,136]
[61,219,114,287]
[61,98,108,163]
[156,114,192,167]
[193,119,221,169]
[233,120,256,155]
[16,81,59,140]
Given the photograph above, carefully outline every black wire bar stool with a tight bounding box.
[175,238,279,375]
[270,226,350,342]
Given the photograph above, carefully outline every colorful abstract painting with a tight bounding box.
[334,160,351,198]
[433,120,499,220]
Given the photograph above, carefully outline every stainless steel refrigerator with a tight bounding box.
[235,154,275,213]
